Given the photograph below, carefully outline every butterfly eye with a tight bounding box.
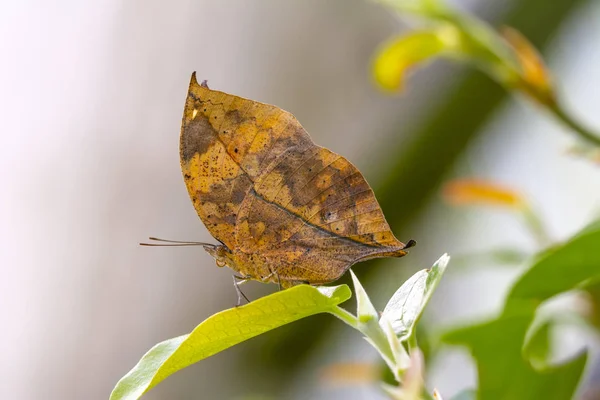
[216,259,226,268]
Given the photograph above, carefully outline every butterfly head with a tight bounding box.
[203,244,234,268]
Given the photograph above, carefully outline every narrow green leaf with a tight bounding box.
[350,270,396,373]
[381,254,449,339]
[505,219,600,313]
[110,284,351,400]
[350,269,379,323]
[380,316,410,372]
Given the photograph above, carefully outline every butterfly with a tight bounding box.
[150,72,415,302]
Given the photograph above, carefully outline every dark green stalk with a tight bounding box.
[547,101,600,147]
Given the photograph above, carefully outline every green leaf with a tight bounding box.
[523,318,551,369]
[350,269,379,324]
[110,284,351,400]
[505,219,600,313]
[444,314,587,399]
[443,313,533,398]
[380,317,411,374]
[381,254,449,339]
[349,270,397,375]
[532,351,588,400]
[441,221,599,399]
[372,30,447,92]
[584,279,600,330]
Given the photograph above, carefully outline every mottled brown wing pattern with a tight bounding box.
[236,147,407,284]
[180,73,409,285]
[238,148,400,249]
[180,73,313,249]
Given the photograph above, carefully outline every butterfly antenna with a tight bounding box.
[140,237,216,248]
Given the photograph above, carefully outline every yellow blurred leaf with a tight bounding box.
[502,26,555,104]
[443,179,525,208]
[320,362,380,386]
[372,31,446,92]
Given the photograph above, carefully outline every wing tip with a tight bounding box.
[403,239,417,249]
[190,71,209,89]
[391,238,416,257]
[380,238,416,258]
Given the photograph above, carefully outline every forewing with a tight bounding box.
[180,73,312,248]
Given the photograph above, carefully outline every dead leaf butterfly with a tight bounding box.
[148,73,415,298]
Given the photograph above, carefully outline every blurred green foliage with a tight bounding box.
[372,0,600,146]
[245,0,594,390]
[444,220,600,399]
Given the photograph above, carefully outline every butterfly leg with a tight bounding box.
[232,275,250,307]
[260,271,275,282]
[264,267,282,291]
[258,270,282,291]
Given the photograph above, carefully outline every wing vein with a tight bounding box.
[302,185,372,223]
[255,119,293,180]
[272,171,367,247]
[315,211,383,229]
[278,156,343,211]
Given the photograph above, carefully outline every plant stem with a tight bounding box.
[331,306,401,376]
[407,332,419,355]
[331,306,400,380]
[521,206,552,249]
[547,101,600,147]
[329,306,358,329]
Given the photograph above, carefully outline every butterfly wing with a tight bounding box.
[180,73,410,284]
[236,146,409,284]
[180,73,312,249]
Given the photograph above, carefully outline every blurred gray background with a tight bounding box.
[1,0,599,399]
